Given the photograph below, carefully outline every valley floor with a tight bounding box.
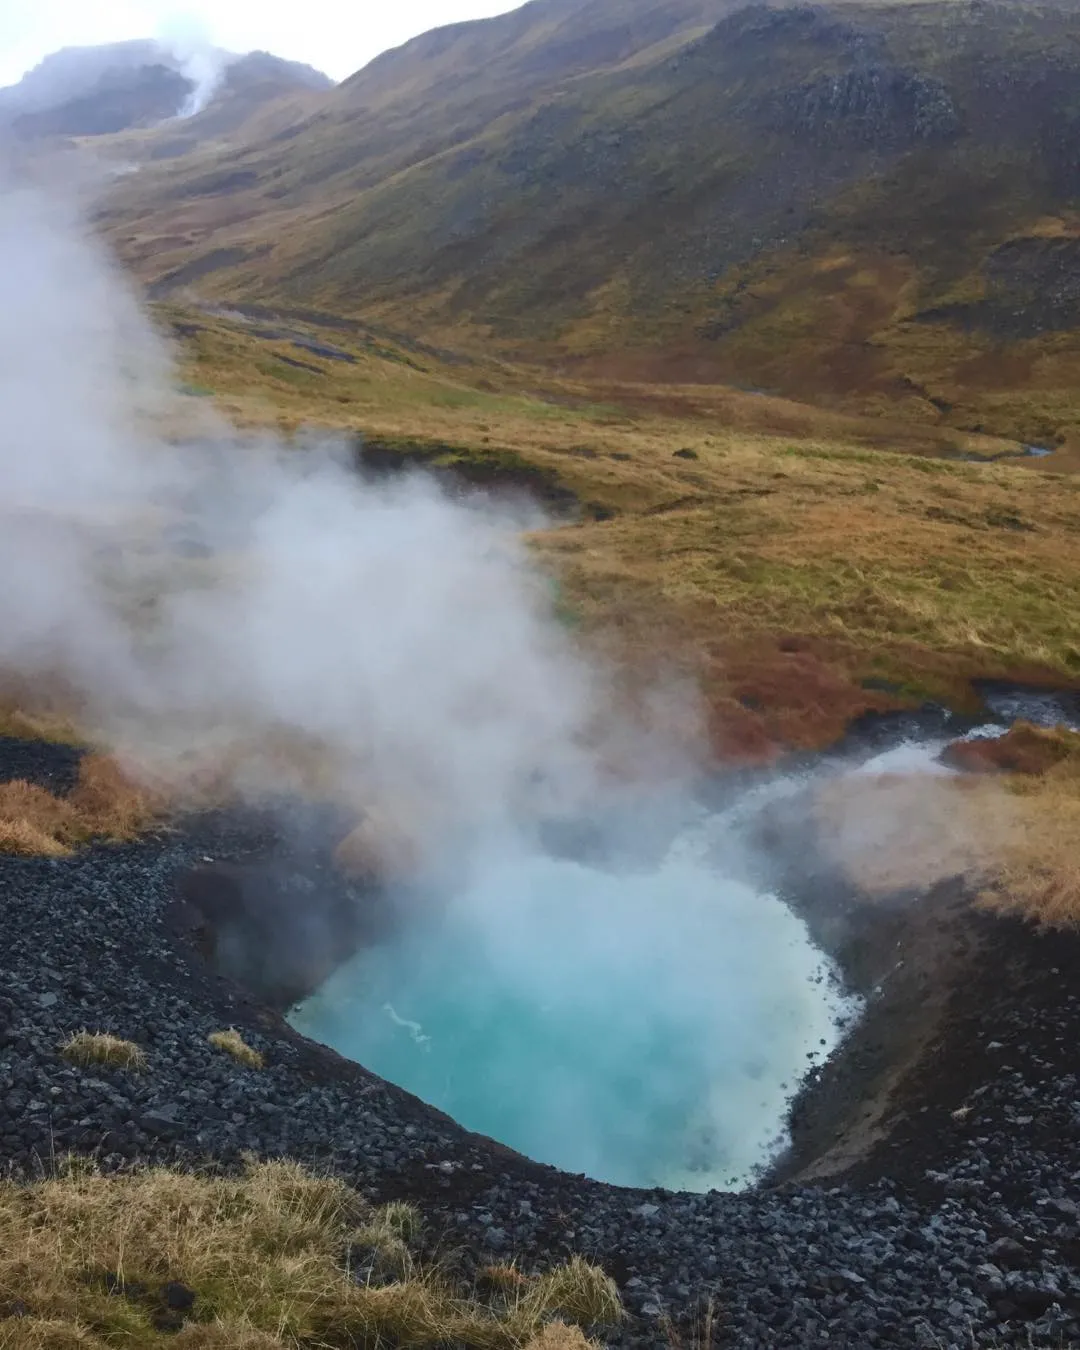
[172,299,1080,759]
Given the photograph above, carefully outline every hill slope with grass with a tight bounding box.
[100,0,1080,445]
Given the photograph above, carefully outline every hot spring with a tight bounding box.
[290,818,856,1192]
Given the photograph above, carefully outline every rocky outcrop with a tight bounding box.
[921,238,1080,340]
[781,64,960,148]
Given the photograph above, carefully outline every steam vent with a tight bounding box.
[8,1,1080,1344]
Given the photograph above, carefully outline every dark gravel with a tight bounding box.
[0,734,82,795]
[2,746,1080,1347]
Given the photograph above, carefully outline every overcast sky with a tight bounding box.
[0,0,525,87]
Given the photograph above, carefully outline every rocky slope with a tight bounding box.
[5,722,1080,1347]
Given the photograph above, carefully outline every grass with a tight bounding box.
[0,1159,621,1349]
[6,211,1080,869]
[538,435,1080,754]
[59,1033,148,1074]
[0,702,83,747]
[159,304,1080,760]
[978,744,1080,927]
[1,297,1070,775]
[2,303,1080,870]
[208,1030,264,1070]
[662,1298,719,1350]
[815,725,1080,927]
[0,756,161,859]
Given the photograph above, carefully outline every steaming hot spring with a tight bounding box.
[289,799,858,1193]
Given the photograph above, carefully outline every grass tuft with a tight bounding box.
[351,1201,423,1284]
[208,1029,264,1070]
[481,1264,531,1295]
[60,1032,148,1073]
[0,755,161,859]
[523,1325,596,1350]
[0,1160,618,1349]
[521,1257,624,1329]
[0,782,76,858]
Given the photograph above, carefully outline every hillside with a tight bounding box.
[98,0,1080,446]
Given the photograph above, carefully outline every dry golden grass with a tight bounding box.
[815,727,1080,927]
[0,705,83,746]
[0,1160,618,1349]
[0,755,161,859]
[208,1029,264,1070]
[523,1325,595,1350]
[0,781,78,859]
[815,773,1006,897]
[978,752,1080,926]
[166,304,1080,755]
[482,1265,531,1295]
[68,755,162,841]
[60,1032,148,1073]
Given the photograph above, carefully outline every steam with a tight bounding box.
[295,833,854,1191]
[0,179,618,838]
[0,176,856,1191]
[158,18,236,117]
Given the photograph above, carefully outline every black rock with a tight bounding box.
[989,1237,1035,1271]
[161,1281,196,1312]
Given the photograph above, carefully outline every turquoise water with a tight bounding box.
[290,834,852,1191]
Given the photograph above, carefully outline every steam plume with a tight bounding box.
[158,17,236,117]
[0,175,661,853]
[0,175,856,1191]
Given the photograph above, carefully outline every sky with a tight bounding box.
[0,0,526,88]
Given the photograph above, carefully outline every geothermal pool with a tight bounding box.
[290,822,856,1192]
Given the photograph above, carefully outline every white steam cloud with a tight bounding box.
[0,175,855,1191]
[0,179,619,839]
[158,17,236,117]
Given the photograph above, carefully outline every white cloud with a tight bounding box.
[0,0,524,88]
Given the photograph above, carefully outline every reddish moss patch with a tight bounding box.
[942,722,1080,776]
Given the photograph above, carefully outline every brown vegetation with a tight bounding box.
[0,755,161,859]
[0,1160,619,1348]
[978,747,1080,928]
[153,304,1080,758]
[208,1029,264,1070]
[816,725,1080,927]
[941,722,1079,776]
[59,1032,148,1073]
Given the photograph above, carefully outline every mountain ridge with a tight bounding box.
[0,41,333,142]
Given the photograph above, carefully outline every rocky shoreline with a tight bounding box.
[2,733,1080,1347]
